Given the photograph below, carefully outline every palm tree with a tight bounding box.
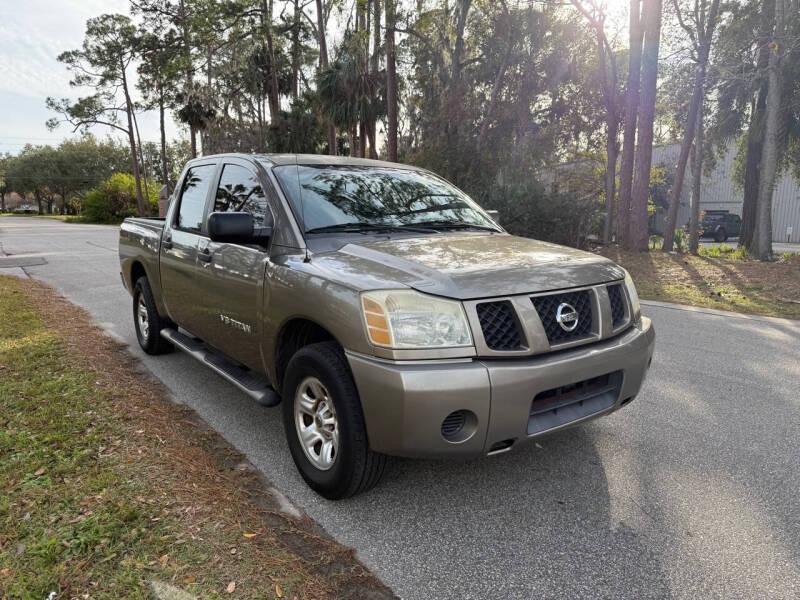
[176,91,216,157]
[318,34,385,157]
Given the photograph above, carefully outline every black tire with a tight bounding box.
[132,276,174,355]
[714,228,727,243]
[281,341,386,499]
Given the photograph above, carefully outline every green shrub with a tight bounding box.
[672,228,690,253]
[479,182,604,248]
[80,174,159,223]
[700,243,749,259]
[81,188,113,223]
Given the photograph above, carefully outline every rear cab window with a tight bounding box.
[176,164,217,232]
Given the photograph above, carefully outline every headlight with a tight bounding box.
[623,270,642,324]
[361,290,473,349]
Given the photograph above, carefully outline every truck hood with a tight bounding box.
[312,233,625,300]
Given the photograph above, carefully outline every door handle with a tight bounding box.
[162,235,173,250]
[198,247,213,263]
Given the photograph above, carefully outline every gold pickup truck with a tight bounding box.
[119,153,655,499]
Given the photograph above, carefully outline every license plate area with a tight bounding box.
[527,371,622,435]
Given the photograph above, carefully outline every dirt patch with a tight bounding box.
[597,248,800,320]
[1,276,396,600]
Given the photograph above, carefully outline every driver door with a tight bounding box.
[203,160,274,371]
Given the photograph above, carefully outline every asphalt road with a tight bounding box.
[2,216,798,600]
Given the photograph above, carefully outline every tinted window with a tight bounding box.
[177,164,216,231]
[214,164,270,226]
[273,165,497,232]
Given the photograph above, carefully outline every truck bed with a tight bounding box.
[119,217,166,294]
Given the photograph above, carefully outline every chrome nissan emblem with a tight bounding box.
[555,302,579,332]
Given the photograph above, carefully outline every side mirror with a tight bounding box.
[208,212,272,246]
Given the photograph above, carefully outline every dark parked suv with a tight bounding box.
[700,210,741,242]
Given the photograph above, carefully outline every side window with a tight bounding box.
[214,164,271,227]
[176,164,216,231]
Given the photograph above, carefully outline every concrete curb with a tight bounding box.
[641,299,800,326]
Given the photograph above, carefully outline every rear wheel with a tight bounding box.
[281,342,386,499]
[714,228,727,243]
[133,276,174,355]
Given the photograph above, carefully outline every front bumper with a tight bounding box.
[347,317,655,458]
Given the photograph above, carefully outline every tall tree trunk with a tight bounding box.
[178,0,197,159]
[359,121,367,158]
[689,88,704,254]
[477,22,512,155]
[263,0,281,120]
[349,124,358,156]
[385,0,398,161]
[661,63,705,251]
[133,109,151,206]
[315,0,337,155]
[367,120,378,159]
[741,0,776,249]
[451,0,473,82]
[35,189,43,215]
[629,0,662,252]
[159,92,169,190]
[617,0,643,246]
[604,120,619,244]
[754,0,783,261]
[291,0,300,100]
[595,23,619,245]
[662,0,720,252]
[121,65,147,216]
[371,0,381,158]
[1,191,6,213]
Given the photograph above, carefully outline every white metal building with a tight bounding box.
[543,141,800,243]
[649,142,800,243]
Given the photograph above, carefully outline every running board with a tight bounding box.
[160,328,280,407]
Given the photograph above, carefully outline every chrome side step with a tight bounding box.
[160,328,280,407]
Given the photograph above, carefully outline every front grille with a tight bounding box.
[607,284,626,327]
[476,301,523,350]
[531,290,593,344]
[528,372,622,435]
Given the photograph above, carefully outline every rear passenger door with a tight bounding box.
[160,162,218,339]
[203,160,274,371]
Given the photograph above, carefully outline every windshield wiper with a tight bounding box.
[306,222,435,234]
[409,220,501,233]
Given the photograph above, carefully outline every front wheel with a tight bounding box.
[132,276,174,355]
[281,342,386,499]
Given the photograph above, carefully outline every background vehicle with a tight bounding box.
[700,210,741,242]
[119,153,654,499]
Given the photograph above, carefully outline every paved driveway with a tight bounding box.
[1,216,798,599]
[701,237,800,254]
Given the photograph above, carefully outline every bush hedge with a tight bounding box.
[81,174,159,223]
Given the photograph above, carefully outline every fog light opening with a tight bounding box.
[620,396,634,406]
[440,410,477,443]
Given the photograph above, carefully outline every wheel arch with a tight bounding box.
[130,260,147,287]
[273,318,340,391]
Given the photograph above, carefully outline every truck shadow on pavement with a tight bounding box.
[330,425,674,599]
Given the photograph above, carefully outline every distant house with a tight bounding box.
[3,191,26,211]
[543,141,800,243]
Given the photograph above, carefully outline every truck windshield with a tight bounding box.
[273,165,499,234]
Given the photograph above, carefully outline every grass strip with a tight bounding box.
[0,276,393,600]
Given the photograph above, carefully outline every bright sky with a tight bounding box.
[0,0,181,155]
